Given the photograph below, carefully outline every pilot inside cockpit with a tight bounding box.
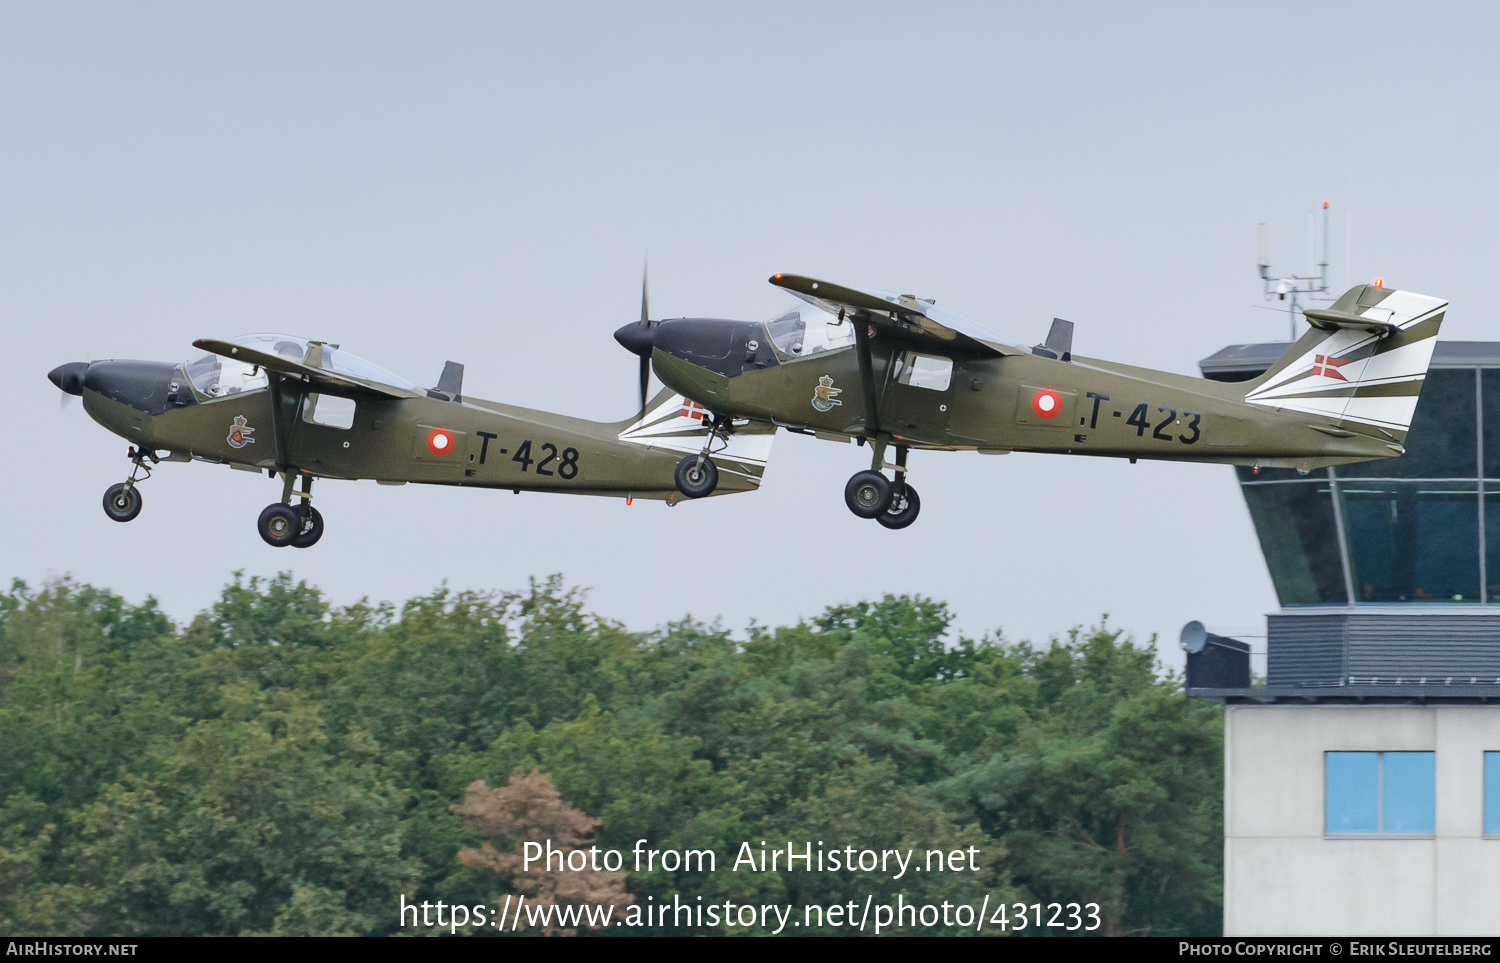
[764,307,856,358]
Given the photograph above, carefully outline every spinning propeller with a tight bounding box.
[614,263,660,415]
[637,265,650,412]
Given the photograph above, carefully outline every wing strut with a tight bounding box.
[265,375,308,475]
[852,316,881,437]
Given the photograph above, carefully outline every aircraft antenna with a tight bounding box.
[1257,200,1334,341]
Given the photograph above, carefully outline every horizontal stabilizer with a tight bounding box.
[1301,307,1396,336]
[617,391,775,489]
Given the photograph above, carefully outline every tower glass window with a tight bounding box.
[1325,751,1435,837]
[1206,348,1498,607]
[1485,752,1500,836]
[1239,481,1348,604]
[1341,482,1481,602]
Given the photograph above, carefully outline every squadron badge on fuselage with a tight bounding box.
[811,375,843,413]
[227,415,255,449]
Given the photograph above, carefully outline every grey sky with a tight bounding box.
[4,2,1496,662]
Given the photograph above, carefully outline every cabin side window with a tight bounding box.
[894,352,953,391]
[303,393,356,429]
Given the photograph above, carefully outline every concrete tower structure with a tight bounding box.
[1193,342,1500,937]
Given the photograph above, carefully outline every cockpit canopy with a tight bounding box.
[764,306,856,358]
[184,334,419,398]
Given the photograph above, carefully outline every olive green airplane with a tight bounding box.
[49,317,775,547]
[613,274,1448,528]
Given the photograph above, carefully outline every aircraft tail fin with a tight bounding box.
[1241,283,1448,436]
[616,391,775,491]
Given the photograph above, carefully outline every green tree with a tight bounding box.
[0,575,1223,937]
[936,625,1223,936]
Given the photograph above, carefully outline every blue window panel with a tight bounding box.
[1485,753,1500,835]
[1382,752,1435,834]
[1326,752,1379,833]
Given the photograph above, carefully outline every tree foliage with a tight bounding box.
[0,574,1222,936]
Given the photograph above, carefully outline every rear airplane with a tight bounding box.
[614,276,1447,528]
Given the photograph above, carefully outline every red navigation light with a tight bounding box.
[773,273,782,279]
[1374,277,1384,288]
[1322,200,1330,208]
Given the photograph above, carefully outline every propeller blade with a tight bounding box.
[637,260,650,412]
[640,262,649,328]
[59,390,76,411]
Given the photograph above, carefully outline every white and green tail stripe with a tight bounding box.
[1244,285,1448,434]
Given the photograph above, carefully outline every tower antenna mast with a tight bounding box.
[1258,200,1333,340]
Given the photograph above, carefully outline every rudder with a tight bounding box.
[1241,283,1447,436]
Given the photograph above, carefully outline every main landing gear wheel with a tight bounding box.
[675,455,719,498]
[876,484,921,530]
[291,505,324,549]
[257,503,301,547]
[845,470,893,519]
[102,483,142,523]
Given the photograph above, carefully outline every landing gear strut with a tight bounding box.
[102,447,156,522]
[844,439,922,529]
[258,471,325,548]
[674,414,727,499]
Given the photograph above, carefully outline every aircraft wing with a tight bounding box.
[192,338,416,399]
[768,274,1027,357]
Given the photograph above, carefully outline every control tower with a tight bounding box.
[1191,340,1500,936]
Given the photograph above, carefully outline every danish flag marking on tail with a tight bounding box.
[1311,354,1351,381]
[1243,285,1447,432]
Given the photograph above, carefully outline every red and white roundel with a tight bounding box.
[1030,388,1062,418]
[425,427,455,455]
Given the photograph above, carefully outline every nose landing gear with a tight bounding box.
[673,413,729,499]
[675,455,719,498]
[258,471,325,548]
[102,447,156,522]
[844,440,922,529]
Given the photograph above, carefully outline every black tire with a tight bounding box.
[291,504,324,548]
[257,503,301,548]
[844,470,893,519]
[102,483,142,523]
[876,483,921,530]
[674,455,719,498]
